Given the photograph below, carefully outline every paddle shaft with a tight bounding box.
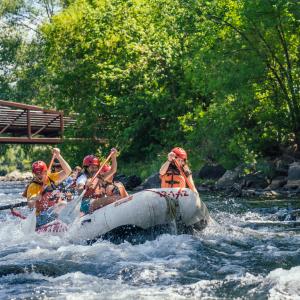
[48,153,56,174]
[58,150,115,224]
[0,201,28,211]
[82,151,115,196]
[173,159,195,192]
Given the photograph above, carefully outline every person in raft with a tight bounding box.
[159,147,197,192]
[76,148,128,215]
[25,148,72,227]
[99,163,128,198]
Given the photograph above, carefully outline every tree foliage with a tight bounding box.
[0,0,299,172]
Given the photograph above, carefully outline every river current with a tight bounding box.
[0,181,299,299]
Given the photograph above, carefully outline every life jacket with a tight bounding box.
[36,179,59,214]
[104,182,121,196]
[84,176,106,199]
[22,179,41,198]
[160,163,188,188]
[23,177,58,214]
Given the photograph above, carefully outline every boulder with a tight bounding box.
[284,162,300,190]
[284,180,300,190]
[241,189,257,197]
[4,170,33,181]
[227,183,242,197]
[267,177,287,190]
[114,174,142,190]
[259,190,280,198]
[273,158,291,177]
[241,173,269,189]
[215,169,240,190]
[0,170,7,176]
[198,164,226,180]
[125,175,142,190]
[139,173,161,189]
[287,162,300,180]
[114,174,128,185]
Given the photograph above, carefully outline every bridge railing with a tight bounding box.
[0,100,74,144]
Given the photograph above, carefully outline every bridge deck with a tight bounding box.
[0,100,75,144]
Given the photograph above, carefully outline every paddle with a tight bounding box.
[58,150,115,224]
[48,153,56,174]
[0,201,28,211]
[19,152,57,230]
[173,158,196,192]
[7,152,56,218]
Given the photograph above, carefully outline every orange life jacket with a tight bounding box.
[160,173,186,188]
[160,163,187,188]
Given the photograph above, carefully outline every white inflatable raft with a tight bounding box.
[65,188,210,243]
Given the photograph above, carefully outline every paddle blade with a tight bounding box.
[58,190,85,224]
[21,208,36,234]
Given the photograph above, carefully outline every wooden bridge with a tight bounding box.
[0,100,75,144]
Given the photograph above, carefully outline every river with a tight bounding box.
[0,181,299,299]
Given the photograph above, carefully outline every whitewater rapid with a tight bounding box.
[0,182,299,299]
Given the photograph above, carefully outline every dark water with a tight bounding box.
[0,182,299,299]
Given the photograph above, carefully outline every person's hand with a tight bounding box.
[29,195,40,202]
[168,152,176,162]
[52,148,61,157]
[86,178,94,188]
[110,148,118,158]
[114,181,124,189]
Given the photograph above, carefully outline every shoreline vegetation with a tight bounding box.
[2,150,300,199]
[0,0,299,191]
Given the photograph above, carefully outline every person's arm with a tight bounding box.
[186,174,197,193]
[182,165,197,193]
[159,152,176,176]
[26,184,41,208]
[101,149,118,181]
[52,148,72,182]
[27,196,39,208]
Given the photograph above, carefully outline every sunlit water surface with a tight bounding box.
[0,182,299,299]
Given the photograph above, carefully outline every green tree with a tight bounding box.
[26,0,203,161]
[181,0,300,167]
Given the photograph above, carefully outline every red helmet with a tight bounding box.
[32,161,48,174]
[83,155,100,167]
[172,147,187,160]
[100,164,111,173]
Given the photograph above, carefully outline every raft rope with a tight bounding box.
[145,189,179,221]
[164,194,178,220]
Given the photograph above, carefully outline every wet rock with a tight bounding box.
[241,189,257,197]
[215,168,241,190]
[133,173,161,191]
[259,190,280,198]
[284,162,300,190]
[197,184,213,192]
[3,170,32,181]
[241,173,269,189]
[287,162,300,180]
[0,170,7,176]
[114,174,142,190]
[198,164,226,180]
[273,157,292,177]
[125,175,142,190]
[227,183,242,197]
[114,174,127,182]
[267,177,287,190]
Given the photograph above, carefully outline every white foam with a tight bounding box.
[267,266,300,299]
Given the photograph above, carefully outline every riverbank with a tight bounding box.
[2,157,300,200]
